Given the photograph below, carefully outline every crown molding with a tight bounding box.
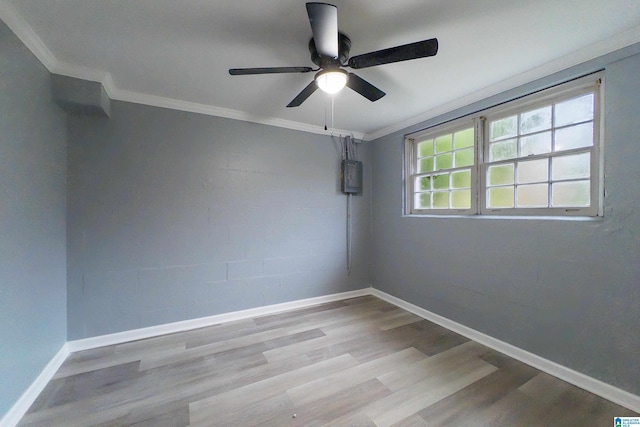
[364,25,640,141]
[0,1,57,71]
[3,1,639,142]
[0,0,362,140]
[105,85,365,140]
[52,61,112,89]
[0,0,363,140]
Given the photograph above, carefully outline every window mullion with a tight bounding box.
[478,117,487,214]
[547,156,552,209]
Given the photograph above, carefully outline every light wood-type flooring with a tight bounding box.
[18,296,637,426]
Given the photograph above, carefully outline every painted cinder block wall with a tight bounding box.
[3,8,640,419]
[370,46,640,396]
[0,21,67,415]
[66,101,372,339]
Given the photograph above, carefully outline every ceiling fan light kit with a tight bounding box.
[228,2,438,108]
[315,69,348,94]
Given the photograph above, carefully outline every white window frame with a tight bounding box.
[405,118,478,215]
[404,73,603,217]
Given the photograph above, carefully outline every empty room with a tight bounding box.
[1,1,639,425]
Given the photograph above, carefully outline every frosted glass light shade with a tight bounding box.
[315,69,348,94]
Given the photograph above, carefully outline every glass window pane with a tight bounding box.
[554,123,593,151]
[432,191,449,209]
[520,106,551,135]
[415,192,431,209]
[418,139,434,158]
[552,153,590,181]
[435,153,453,170]
[418,157,434,173]
[488,164,514,186]
[451,190,471,209]
[517,159,548,184]
[489,139,517,161]
[454,128,474,149]
[435,134,453,153]
[490,115,517,141]
[552,181,590,207]
[487,187,514,208]
[451,170,471,189]
[520,132,552,156]
[416,176,431,191]
[555,94,594,127]
[517,184,548,207]
[454,148,474,167]
[433,173,450,190]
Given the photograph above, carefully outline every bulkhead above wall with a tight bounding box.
[51,74,110,118]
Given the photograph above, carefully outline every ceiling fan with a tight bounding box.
[229,2,438,108]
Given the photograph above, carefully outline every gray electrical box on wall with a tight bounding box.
[341,160,363,195]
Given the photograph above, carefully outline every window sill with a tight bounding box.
[403,213,603,222]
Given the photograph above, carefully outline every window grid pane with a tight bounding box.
[517,183,549,208]
[484,89,596,212]
[552,181,591,207]
[410,127,475,211]
[487,186,514,208]
[413,167,473,210]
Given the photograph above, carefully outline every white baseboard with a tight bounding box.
[67,288,371,352]
[3,288,370,426]
[370,288,640,413]
[5,285,638,427]
[0,343,69,427]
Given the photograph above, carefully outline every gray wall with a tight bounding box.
[0,21,67,416]
[371,47,640,395]
[2,8,637,417]
[67,101,371,339]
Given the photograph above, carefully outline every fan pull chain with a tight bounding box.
[331,96,334,129]
[323,94,336,131]
[324,93,328,130]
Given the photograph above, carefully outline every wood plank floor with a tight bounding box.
[18,296,637,426]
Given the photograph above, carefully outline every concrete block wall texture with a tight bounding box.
[66,101,372,339]
[0,20,68,415]
[3,10,640,418]
[370,46,640,396]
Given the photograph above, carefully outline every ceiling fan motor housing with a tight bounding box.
[309,33,352,67]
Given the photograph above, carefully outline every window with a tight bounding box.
[405,74,602,217]
[409,122,477,214]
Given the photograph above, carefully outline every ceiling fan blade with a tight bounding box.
[348,38,439,69]
[229,67,313,75]
[346,73,386,102]
[286,80,318,107]
[306,2,338,58]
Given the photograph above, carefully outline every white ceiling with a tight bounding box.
[2,0,640,139]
